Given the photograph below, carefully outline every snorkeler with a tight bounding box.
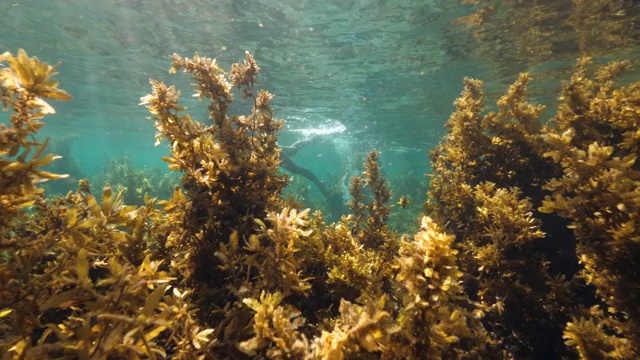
[280,138,332,200]
[280,138,343,218]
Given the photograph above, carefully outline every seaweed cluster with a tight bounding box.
[426,72,565,358]
[540,59,640,359]
[2,48,639,359]
[92,155,178,206]
[427,58,640,358]
[1,50,212,359]
[139,52,493,358]
[41,134,86,196]
[139,51,294,333]
[455,0,640,75]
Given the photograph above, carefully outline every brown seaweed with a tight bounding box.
[2,47,639,360]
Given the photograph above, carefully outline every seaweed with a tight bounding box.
[92,154,178,206]
[427,57,640,359]
[540,59,640,359]
[454,0,640,75]
[1,50,212,359]
[2,47,640,360]
[140,52,299,354]
[41,134,86,196]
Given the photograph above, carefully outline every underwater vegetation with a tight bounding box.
[40,134,86,196]
[92,155,178,206]
[1,49,212,359]
[455,0,640,75]
[426,58,640,358]
[388,167,429,235]
[1,48,639,360]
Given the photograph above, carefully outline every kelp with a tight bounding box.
[455,0,640,74]
[425,72,562,356]
[0,50,70,232]
[92,155,178,206]
[140,52,287,283]
[540,58,640,359]
[0,50,212,359]
[2,47,640,360]
[139,51,491,358]
[427,58,640,358]
[388,216,493,359]
[140,52,307,355]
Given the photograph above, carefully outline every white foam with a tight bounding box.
[289,119,346,140]
[285,115,353,200]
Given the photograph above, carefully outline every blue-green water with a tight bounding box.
[1,0,639,218]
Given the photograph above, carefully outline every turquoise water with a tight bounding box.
[1,0,638,219]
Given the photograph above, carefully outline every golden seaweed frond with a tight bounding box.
[4,44,640,359]
[452,1,638,75]
[1,49,71,234]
